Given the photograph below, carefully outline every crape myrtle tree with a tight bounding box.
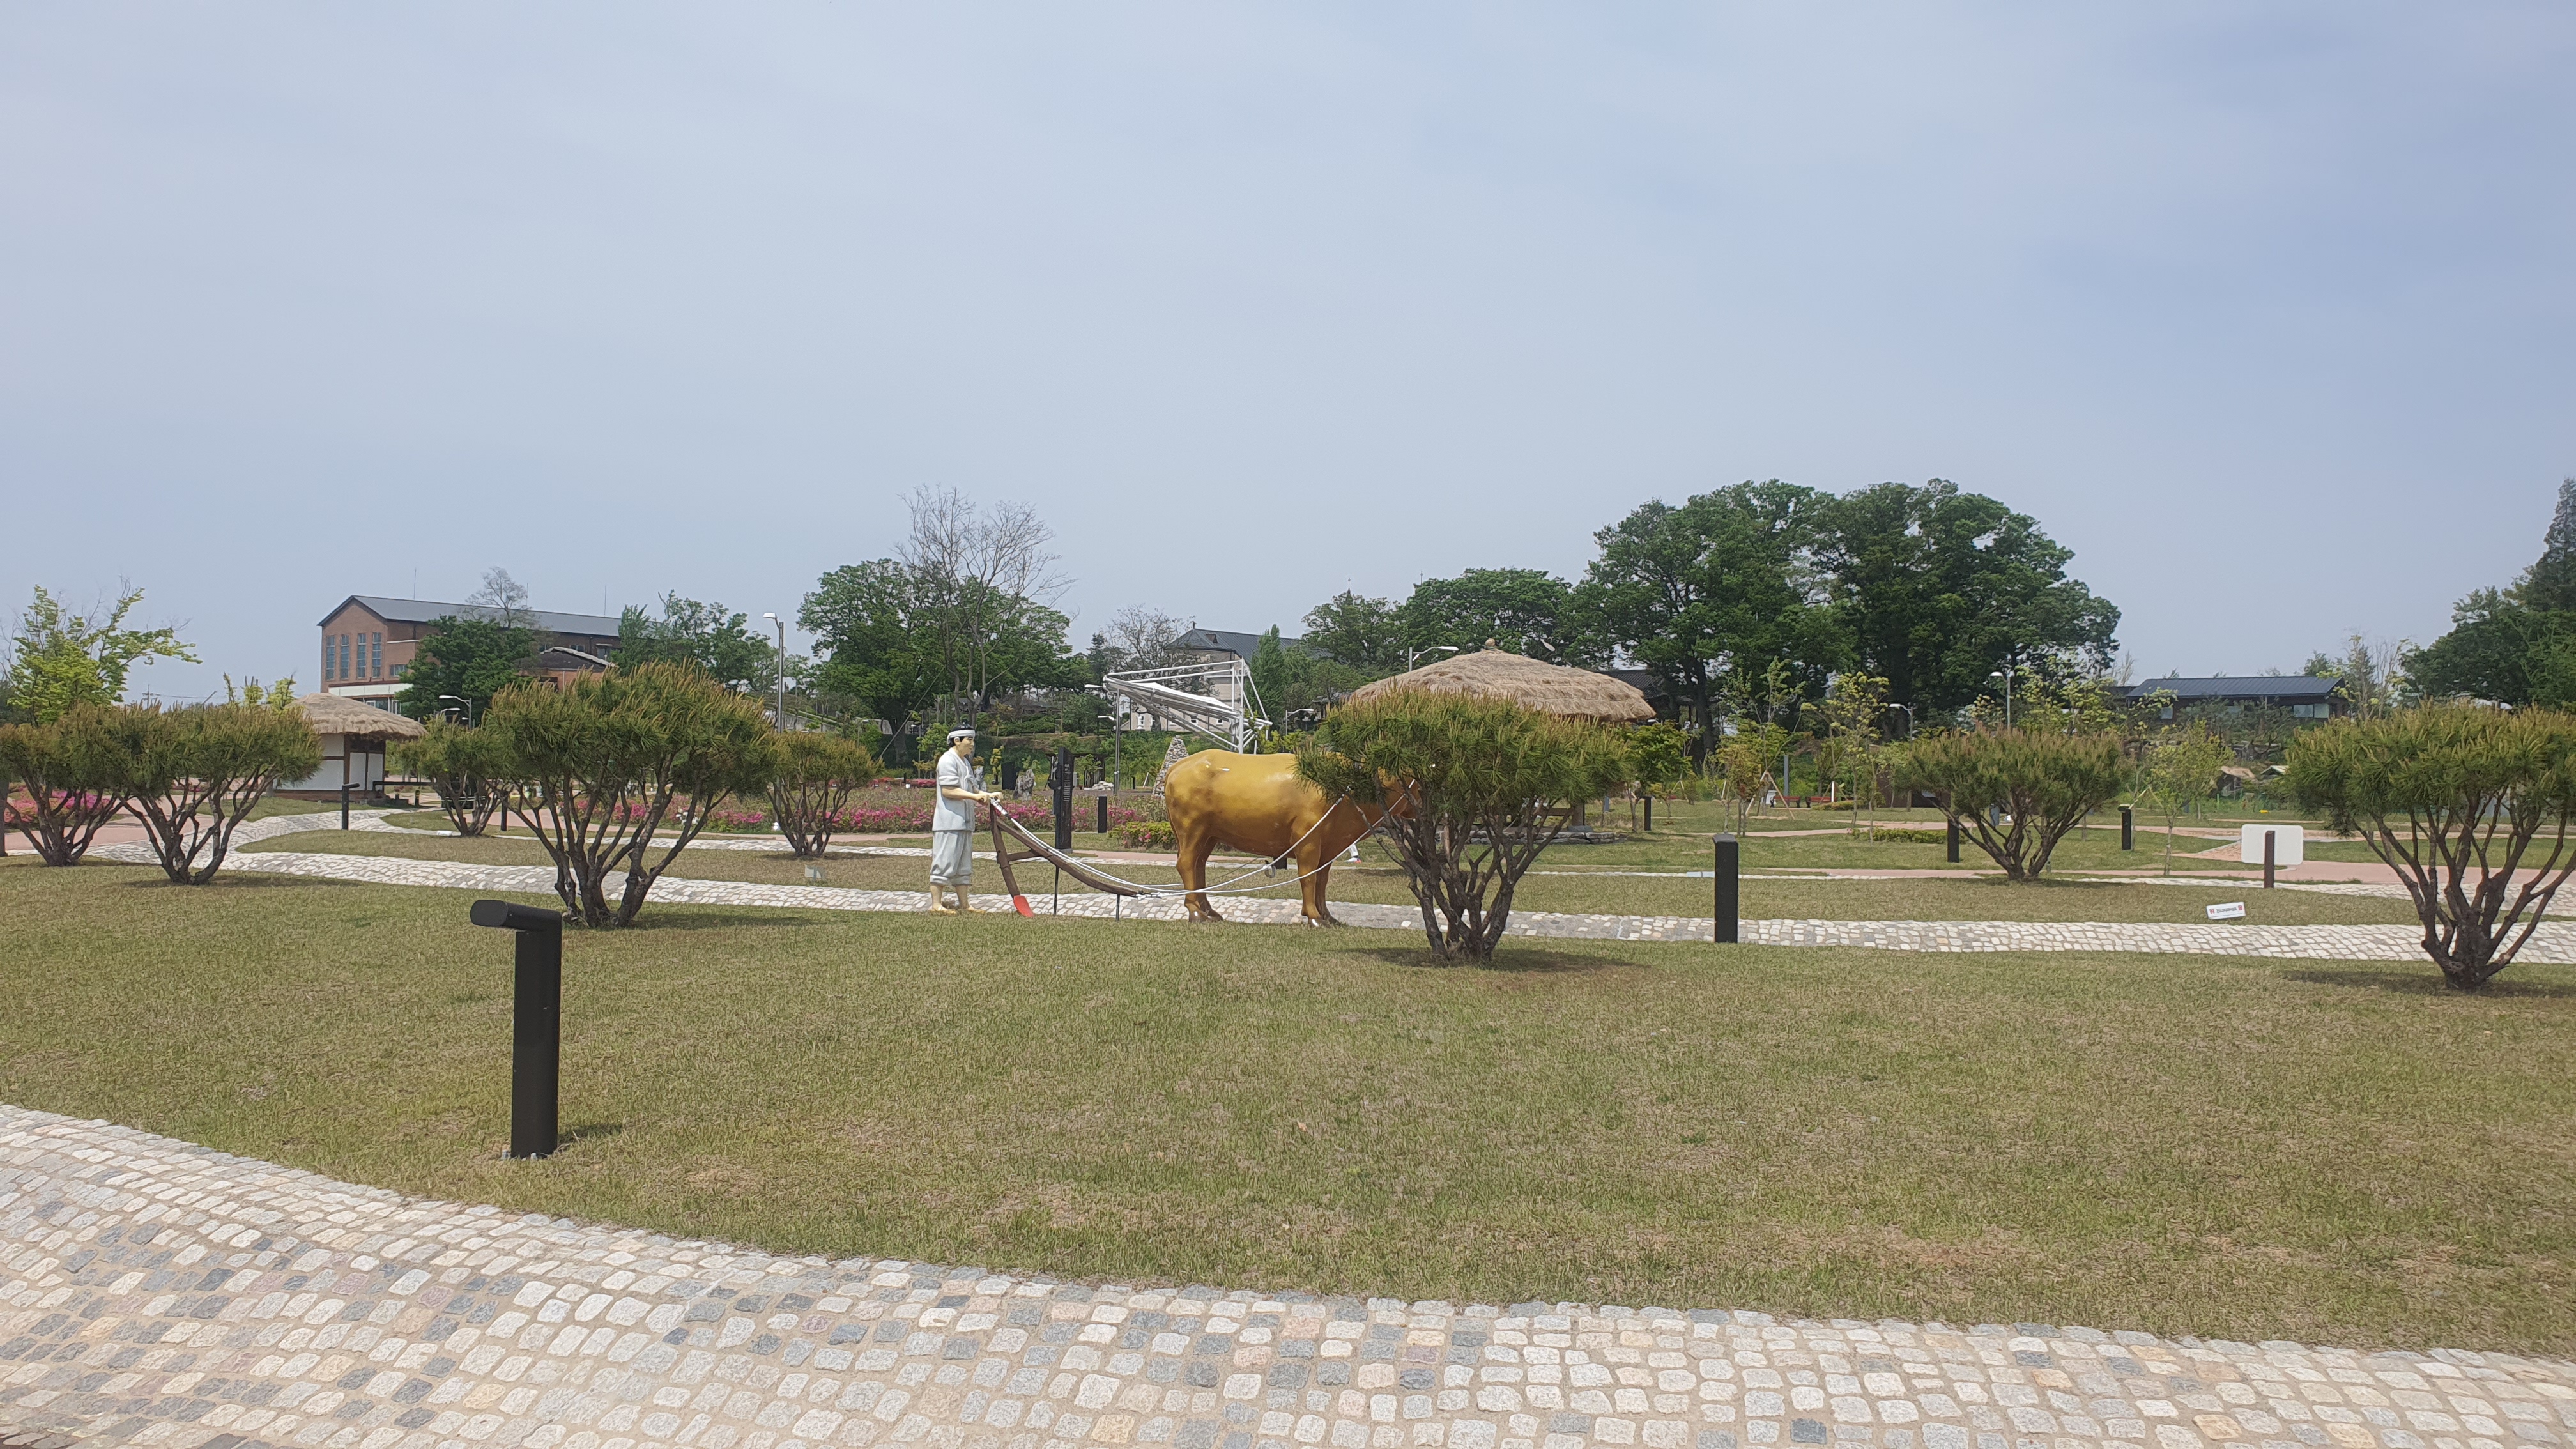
[618,593,777,693]
[0,709,126,865]
[482,661,778,927]
[2286,705,2576,990]
[1577,483,1845,769]
[1895,729,2127,882]
[1813,672,1890,832]
[2131,722,2235,875]
[73,703,323,884]
[1298,694,1630,961]
[1818,480,2119,716]
[396,616,537,721]
[769,732,880,859]
[392,719,511,836]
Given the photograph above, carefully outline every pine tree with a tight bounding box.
[2521,479,2576,612]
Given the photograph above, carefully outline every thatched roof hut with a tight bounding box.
[1347,647,1656,723]
[292,693,426,740]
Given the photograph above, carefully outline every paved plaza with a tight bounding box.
[5,1108,2573,1449]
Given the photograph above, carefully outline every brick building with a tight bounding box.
[314,595,624,710]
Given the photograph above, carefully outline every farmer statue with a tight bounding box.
[930,726,999,914]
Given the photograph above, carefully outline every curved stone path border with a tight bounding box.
[4,1107,2572,1449]
[77,838,2575,963]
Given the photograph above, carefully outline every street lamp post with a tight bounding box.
[1989,668,2012,729]
[438,694,473,726]
[1405,645,1460,671]
[762,613,787,728]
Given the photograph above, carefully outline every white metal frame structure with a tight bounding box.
[1100,658,1270,754]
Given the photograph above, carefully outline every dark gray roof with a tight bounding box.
[2115,675,2342,702]
[1172,627,1305,659]
[1609,668,1668,702]
[326,595,624,638]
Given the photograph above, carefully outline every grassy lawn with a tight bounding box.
[2,858,2569,1354]
[251,828,2423,924]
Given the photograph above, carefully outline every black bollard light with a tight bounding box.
[1096,791,1109,836]
[1945,817,1961,863]
[1644,797,1653,833]
[2262,829,2276,890]
[1052,746,1074,851]
[2120,804,2135,851]
[341,780,355,830]
[1713,834,1739,944]
[471,899,564,1159]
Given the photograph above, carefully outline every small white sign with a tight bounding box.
[2207,901,2247,921]
[2239,823,2304,868]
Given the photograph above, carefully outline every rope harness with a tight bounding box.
[986,795,1360,906]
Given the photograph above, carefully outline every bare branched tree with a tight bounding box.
[2340,632,2411,720]
[465,567,533,628]
[1103,605,1192,673]
[898,486,1071,725]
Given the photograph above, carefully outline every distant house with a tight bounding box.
[2113,675,2346,720]
[314,595,624,710]
[1165,627,1309,716]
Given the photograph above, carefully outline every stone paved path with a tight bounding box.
[79,838,2575,962]
[5,1108,2572,1449]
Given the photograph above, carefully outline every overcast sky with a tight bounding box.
[5,3,2570,701]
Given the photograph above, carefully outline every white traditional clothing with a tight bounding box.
[930,747,983,886]
[929,830,975,885]
[933,749,982,832]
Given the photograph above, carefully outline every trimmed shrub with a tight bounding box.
[1299,693,1632,961]
[0,710,128,866]
[72,703,323,884]
[392,720,510,836]
[1894,728,2126,882]
[770,733,882,859]
[2285,705,2576,990]
[482,662,777,927]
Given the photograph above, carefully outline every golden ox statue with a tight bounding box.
[1163,751,1398,925]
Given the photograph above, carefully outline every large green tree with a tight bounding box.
[1298,590,1404,675]
[801,561,948,760]
[2409,481,2576,707]
[396,616,537,720]
[1399,568,1597,666]
[4,585,197,723]
[1819,480,2119,715]
[618,593,775,693]
[1577,481,1845,765]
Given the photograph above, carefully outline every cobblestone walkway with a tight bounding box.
[80,839,2576,962]
[5,1108,2572,1449]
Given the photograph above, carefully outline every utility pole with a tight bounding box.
[763,613,787,728]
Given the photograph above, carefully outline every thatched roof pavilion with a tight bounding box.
[292,693,425,740]
[1347,647,1656,723]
